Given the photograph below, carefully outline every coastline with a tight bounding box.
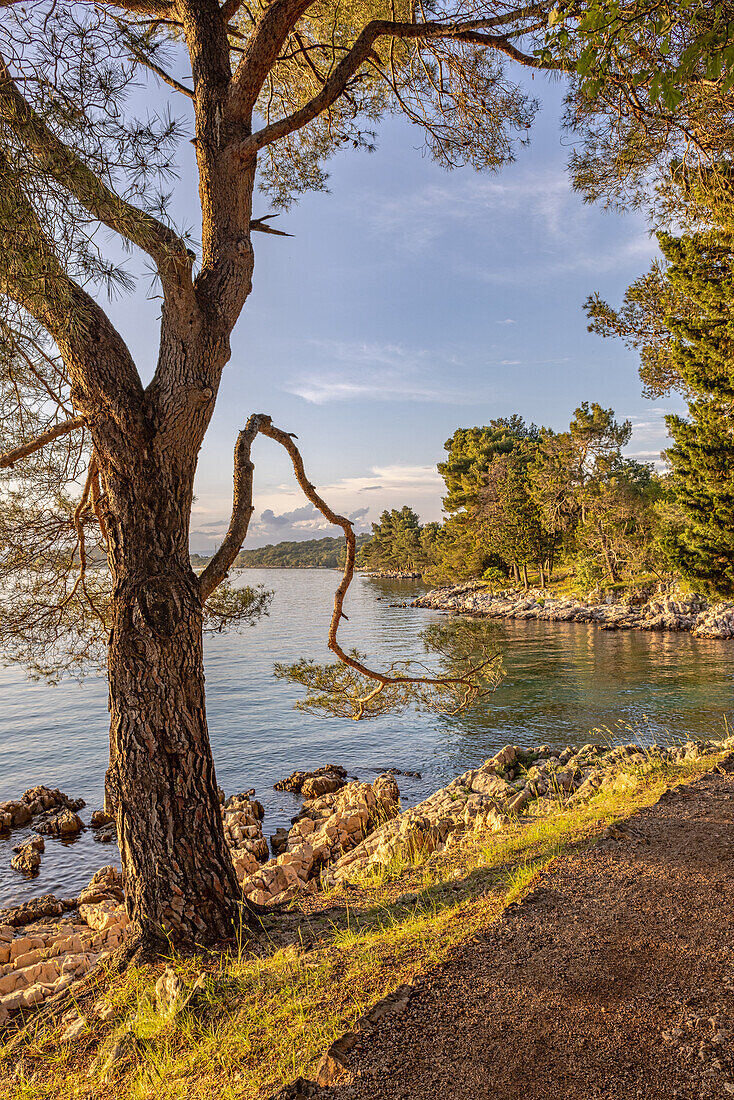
[2,736,733,1100]
[414,582,734,639]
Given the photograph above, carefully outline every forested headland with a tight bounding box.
[233,534,369,568]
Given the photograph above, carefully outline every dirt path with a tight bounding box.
[315,767,734,1100]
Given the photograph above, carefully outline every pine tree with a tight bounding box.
[662,232,734,595]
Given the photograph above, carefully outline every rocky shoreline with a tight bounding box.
[2,734,731,1029]
[414,582,734,639]
[361,570,424,580]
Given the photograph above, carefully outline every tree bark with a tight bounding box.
[97,357,244,947]
[105,571,240,946]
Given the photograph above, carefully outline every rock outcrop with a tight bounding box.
[0,867,128,1025]
[11,837,44,875]
[222,791,269,880]
[0,787,85,835]
[237,774,401,906]
[34,808,85,838]
[323,737,732,886]
[414,584,734,639]
[274,765,347,798]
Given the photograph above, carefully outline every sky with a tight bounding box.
[102,71,682,553]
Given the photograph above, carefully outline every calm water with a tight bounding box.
[1,568,733,906]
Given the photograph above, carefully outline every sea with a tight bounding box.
[1,568,733,906]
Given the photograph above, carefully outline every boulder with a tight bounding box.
[301,773,345,799]
[78,866,124,906]
[79,901,128,933]
[155,966,184,1015]
[223,792,269,863]
[0,895,66,928]
[274,765,347,794]
[35,808,84,838]
[20,786,85,815]
[270,828,289,855]
[11,843,43,875]
[471,773,514,800]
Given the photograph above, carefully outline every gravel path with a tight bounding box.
[315,766,734,1100]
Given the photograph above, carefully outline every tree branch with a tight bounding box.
[226,0,319,123]
[0,55,194,293]
[122,39,195,99]
[235,17,559,157]
[0,0,174,12]
[0,149,145,432]
[197,412,267,600]
[0,416,85,470]
[249,214,293,236]
[199,414,501,706]
[220,0,243,21]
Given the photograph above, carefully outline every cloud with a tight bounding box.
[358,168,658,282]
[240,501,377,546]
[623,407,682,469]
[463,230,656,286]
[322,463,444,502]
[260,504,319,529]
[224,463,445,548]
[360,172,573,251]
[496,318,517,325]
[193,520,228,532]
[284,339,495,406]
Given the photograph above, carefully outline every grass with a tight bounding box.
[0,750,725,1100]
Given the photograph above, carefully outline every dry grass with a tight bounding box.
[0,752,723,1100]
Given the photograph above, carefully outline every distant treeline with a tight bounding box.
[230,534,370,569]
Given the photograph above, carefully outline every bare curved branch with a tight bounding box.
[197,412,265,600]
[199,413,501,707]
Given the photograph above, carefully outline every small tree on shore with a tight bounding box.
[0,0,555,951]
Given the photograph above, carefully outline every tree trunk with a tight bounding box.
[598,523,618,583]
[538,561,545,588]
[100,417,242,948]
[106,573,240,946]
[512,562,520,584]
[522,563,529,590]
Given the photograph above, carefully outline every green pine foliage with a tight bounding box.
[587,227,734,597]
[659,232,734,595]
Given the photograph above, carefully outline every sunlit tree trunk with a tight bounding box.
[99,409,242,946]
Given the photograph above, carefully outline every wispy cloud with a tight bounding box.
[359,172,573,251]
[358,168,658,282]
[284,339,492,406]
